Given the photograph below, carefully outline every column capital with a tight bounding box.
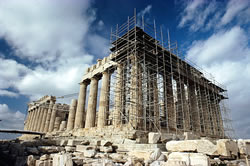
[80,79,90,85]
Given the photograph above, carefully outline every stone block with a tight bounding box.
[38,146,64,153]
[167,152,210,166]
[164,160,187,166]
[27,155,36,166]
[90,139,101,146]
[166,140,217,155]
[109,153,127,163]
[84,149,96,158]
[65,146,76,152]
[80,140,90,145]
[128,151,152,161]
[67,139,82,146]
[40,154,50,161]
[150,148,162,161]
[100,146,113,153]
[148,132,161,144]
[238,139,250,156]
[101,140,113,146]
[60,140,68,146]
[76,145,96,152]
[53,153,73,166]
[124,139,137,145]
[216,139,238,157]
[35,160,53,166]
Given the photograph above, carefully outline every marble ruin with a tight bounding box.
[6,15,246,166]
[24,26,228,139]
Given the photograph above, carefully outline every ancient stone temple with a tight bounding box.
[73,27,227,139]
[24,95,69,133]
[24,16,228,139]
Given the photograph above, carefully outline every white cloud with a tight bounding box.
[138,5,152,18]
[220,0,249,26]
[0,104,25,130]
[0,0,94,64]
[178,0,206,29]
[0,90,18,97]
[186,26,250,138]
[0,57,30,89]
[178,0,250,31]
[0,0,109,101]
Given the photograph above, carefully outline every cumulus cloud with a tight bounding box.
[0,0,109,101]
[0,57,30,89]
[0,0,94,63]
[0,104,25,130]
[0,90,18,98]
[186,26,250,138]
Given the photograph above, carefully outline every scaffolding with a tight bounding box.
[102,12,234,138]
[25,12,234,139]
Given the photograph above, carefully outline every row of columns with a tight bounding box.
[25,100,70,133]
[72,70,112,130]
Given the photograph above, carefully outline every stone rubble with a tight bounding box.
[1,133,250,166]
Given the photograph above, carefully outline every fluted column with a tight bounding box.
[153,77,160,130]
[85,77,99,128]
[129,57,143,129]
[188,83,201,133]
[74,82,88,129]
[37,106,44,131]
[32,107,40,131]
[53,116,62,132]
[113,64,123,126]
[67,99,78,131]
[29,109,37,131]
[165,74,175,132]
[48,104,58,132]
[40,106,48,132]
[59,121,67,131]
[24,111,31,130]
[36,107,43,131]
[97,71,110,128]
[44,100,55,132]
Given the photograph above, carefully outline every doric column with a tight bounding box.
[181,81,190,131]
[24,110,31,130]
[59,121,67,131]
[40,105,48,132]
[74,82,88,129]
[153,77,160,130]
[165,73,175,132]
[85,77,99,128]
[34,107,42,131]
[37,106,45,132]
[53,117,62,132]
[113,64,123,126]
[97,71,110,128]
[176,79,185,130]
[44,100,55,132]
[200,87,210,135]
[66,99,78,131]
[29,109,37,131]
[48,104,58,132]
[188,83,201,133]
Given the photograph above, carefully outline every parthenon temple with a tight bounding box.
[24,16,229,139]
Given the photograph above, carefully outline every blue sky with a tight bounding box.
[0,0,249,138]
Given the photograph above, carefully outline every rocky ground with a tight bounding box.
[0,132,250,166]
